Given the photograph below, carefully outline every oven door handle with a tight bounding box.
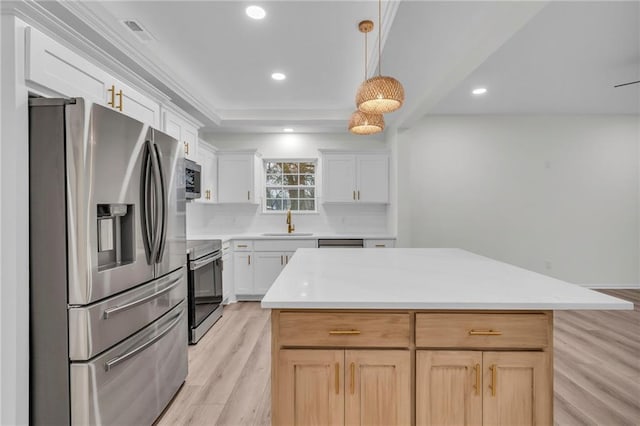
[103,277,182,319]
[189,252,221,271]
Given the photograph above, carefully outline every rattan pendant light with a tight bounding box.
[356,0,405,114]
[349,20,384,135]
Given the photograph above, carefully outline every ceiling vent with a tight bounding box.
[122,19,154,43]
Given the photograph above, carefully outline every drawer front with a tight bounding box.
[233,240,253,251]
[279,312,410,347]
[68,267,186,360]
[71,302,187,426]
[253,239,316,252]
[364,239,396,248]
[416,313,549,349]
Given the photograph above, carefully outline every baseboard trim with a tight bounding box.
[581,283,640,289]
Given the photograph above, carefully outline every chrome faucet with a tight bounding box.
[286,209,295,234]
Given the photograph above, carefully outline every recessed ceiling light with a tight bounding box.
[245,5,266,20]
[472,87,487,95]
[271,72,286,81]
[283,128,294,133]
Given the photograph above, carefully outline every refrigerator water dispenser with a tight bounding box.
[97,203,134,270]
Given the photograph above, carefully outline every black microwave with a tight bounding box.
[185,159,201,200]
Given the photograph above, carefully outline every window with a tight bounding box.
[264,160,316,212]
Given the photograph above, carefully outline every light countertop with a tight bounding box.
[260,248,633,310]
[187,233,397,242]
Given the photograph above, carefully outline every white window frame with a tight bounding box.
[262,158,318,214]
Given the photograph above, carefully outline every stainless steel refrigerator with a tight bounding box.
[29,98,188,425]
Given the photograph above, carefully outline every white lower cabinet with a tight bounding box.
[364,239,396,248]
[234,240,314,299]
[222,250,233,303]
[233,252,254,296]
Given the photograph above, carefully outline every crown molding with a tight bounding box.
[50,1,223,125]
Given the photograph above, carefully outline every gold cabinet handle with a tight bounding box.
[248,255,251,266]
[375,244,385,247]
[357,190,360,200]
[350,362,355,394]
[280,255,283,265]
[247,190,250,201]
[469,329,502,336]
[285,255,289,263]
[352,190,356,200]
[237,244,248,248]
[184,142,189,155]
[335,363,340,394]
[329,330,360,335]
[116,89,123,111]
[474,363,481,395]
[107,85,115,108]
[490,364,497,396]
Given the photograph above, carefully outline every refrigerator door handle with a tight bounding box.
[149,140,163,263]
[104,306,184,372]
[153,142,168,264]
[102,276,182,319]
[140,141,154,264]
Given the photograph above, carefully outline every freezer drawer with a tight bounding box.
[69,267,187,360]
[70,301,188,425]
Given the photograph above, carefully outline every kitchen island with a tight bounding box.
[261,248,632,425]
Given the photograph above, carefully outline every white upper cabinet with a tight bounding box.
[25,27,161,128]
[162,109,199,160]
[217,150,261,204]
[321,151,389,204]
[197,142,217,203]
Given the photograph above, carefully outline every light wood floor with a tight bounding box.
[156,290,640,426]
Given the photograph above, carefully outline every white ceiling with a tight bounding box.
[37,1,640,133]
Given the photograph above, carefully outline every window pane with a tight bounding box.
[266,199,283,210]
[266,188,284,199]
[266,174,282,185]
[288,200,298,211]
[299,162,315,173]
[283,175,298,185]
[299,200,315,211]
[283,163,298,174]
[265,162,282,174]
[300,188,315,199]
[301,174,315,185]
[283,189,298,199]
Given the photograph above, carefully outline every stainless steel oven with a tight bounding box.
[185,159,201,200]
[187,240,223,343]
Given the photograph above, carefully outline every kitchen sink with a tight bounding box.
[261,232,314,237]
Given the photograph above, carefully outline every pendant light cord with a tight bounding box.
[378,0,382,76]
[364,29,368,80]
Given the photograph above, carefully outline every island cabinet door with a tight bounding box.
[278,350,345,426]
[345,350,411,426]
[416,351,483,426]
[482,352,550,426]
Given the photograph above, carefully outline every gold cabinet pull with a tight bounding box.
[474,363,481,395]
[335,363,340,394]
[107,85,116,108]
[248,255,251,266]
[352,190,356,200]
[350,362,355,394]
[375,244,385,247]
[490,364,497,396]
[469,329,502,336]
[184,142,189,155]
[280,255,283,265]
[247,190,250,200]
[237,244,248,248]
[357,190,360,200]
[329,330,360,335]
[285,255,289,263]
[116,89,123,111]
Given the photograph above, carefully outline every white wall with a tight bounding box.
[188,132,392,236]
[398,115,639,287]
[1,15,30,426]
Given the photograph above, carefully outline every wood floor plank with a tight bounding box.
[158,292,640,426]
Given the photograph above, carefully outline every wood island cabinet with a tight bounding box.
[271,310,553,426]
